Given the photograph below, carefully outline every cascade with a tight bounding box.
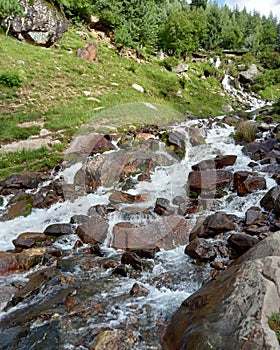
[0,96,277,348]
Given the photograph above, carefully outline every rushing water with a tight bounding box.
[0,87,277,348]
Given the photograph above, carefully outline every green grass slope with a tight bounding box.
[0,26,228,180]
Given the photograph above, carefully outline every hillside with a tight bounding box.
[0,26,233,180]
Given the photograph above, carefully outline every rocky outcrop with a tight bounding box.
[163,231,280,350]
[239,64,260,84]
[8,0,69,47]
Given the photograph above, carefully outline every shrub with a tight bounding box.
[268,313,280,343]
[233,121,257,143]
[0,71,23,88]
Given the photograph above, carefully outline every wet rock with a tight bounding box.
[112,264,128,277]
[192,155,237,171]
[228,233,259,257]
[260,186,280,216]
[4,268,59,311]
[190,212,236,240]
[184,237,216,261]
[16,248,47,270]
[130,282,149,296]
[6,197,33,220]
[89,243,104,257]
[154,197,173,216]
[210,261,225,270]
[109,191,137,205]
[90,135,116,155]
[0,172,44,193]
[243,139,278,161]
[74,146,177,192]
[0,252,18,276]
[76,213,109,245]
[245,206,269,230]
[90,329,136,350]
[13,232,48,248]
[187,170,233,198]
[234,171,266,196]
[188,127,206,146]
[0,326,30,350]
[113,215,192,250]
[121,252,143,270]
[18,321,60,350]
[163,231,280,350]
[8,0,69,47]
[44,223,74,236]
[178,198,218,215]
[12,238,36,250]
[128,247,160,259]
[70,214,89,225]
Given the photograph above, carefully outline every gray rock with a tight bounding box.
[239,64,260,84]
[163,231,280,350]
[9,0,69,47]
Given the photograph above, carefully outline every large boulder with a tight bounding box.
[112,215,192,250]
[8,0,69,47]
[163,231,280,350]
[239,64,260,84]
[260,186,280,216]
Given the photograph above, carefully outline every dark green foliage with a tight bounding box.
[0,0,23,21]
[0,71,22,87]
[252,69,280,93]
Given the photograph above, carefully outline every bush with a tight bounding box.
[233,121,257,143]
[160,56,179,71]
[268,313,280,343]
[0,71,23,88]
[273,98,280,114]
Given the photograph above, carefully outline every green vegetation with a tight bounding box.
[0,71,23,87]
[233,121,258,143]
[0,0,280,181]
[268,313,280,343]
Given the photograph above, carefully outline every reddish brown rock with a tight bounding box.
[44,223,74,236]
[76,41,98,62]
[190,212,236,240]
[76,213,109,245]
[130,282,149,296]
[192,155,237,171]
[184,237,216,261]
[0,252,18,276]
[234,171,266,196]
[228,233,259,257]
[90,135,116,155]
[260,186,280,216]
[121,252,142,270]
[7,198,33,220]
[109,191,137,205]
[188,170,233,197]
[112,215,192,250]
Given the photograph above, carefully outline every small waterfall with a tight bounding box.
[0,104,277,348]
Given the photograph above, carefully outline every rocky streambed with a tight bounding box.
[0,111,280,349]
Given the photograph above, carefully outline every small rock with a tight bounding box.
[184,237,216,261]
[112,264,128,277]
[130,282,149,296]
[132,83,144,93]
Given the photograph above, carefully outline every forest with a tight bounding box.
[1,0,280,57]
